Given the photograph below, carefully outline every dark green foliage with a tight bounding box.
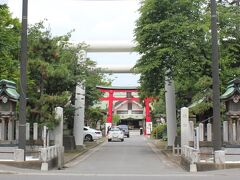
[0,5,107,128]
[151,123,167,140]
[85,107,105,128]
[27,21,106,128]
[64,106,75,130]
[134,0,240,116]
[135,0,210,97]
[0,5,20,82]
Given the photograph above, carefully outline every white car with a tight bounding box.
[108,127,124,142]
[83,126,102,141]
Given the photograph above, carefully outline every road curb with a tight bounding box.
[150,139,182,165]
[64,138,106,166]
[64,149,88,165]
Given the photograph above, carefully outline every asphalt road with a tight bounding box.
[1,133,240,180]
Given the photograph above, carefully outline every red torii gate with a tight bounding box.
[96,86,152,135]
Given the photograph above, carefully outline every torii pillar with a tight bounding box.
[144,97,152,135]
[105,90,114,134]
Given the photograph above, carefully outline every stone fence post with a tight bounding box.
[181,107,190,148]
[199,123,204,141]
[207,123,212,141]
[54,107,64,170]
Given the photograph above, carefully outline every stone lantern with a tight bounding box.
[0,80,20,143]
[221,78,240,144]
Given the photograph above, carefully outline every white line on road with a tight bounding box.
[10,172,219,177]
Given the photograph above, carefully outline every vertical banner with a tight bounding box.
[146,122,152,135]
[194,127,200,150]
[105,122,112,136]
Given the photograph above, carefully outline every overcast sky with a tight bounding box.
[6,0,141,86]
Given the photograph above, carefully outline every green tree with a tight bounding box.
[112,114,121,126]
[0,5,108,129]
[135,0,210,98]
[85,107,104,128]
[218,3,240,86]
[0,4,20,82]
[27,22,106,128]
[134,0,240,117]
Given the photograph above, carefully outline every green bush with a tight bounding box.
[151,124,167,140]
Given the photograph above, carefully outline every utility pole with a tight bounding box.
[210,0,222,151]
[19,0,28,155]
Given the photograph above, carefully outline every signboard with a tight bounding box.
[146,122,152,135]
[105,122,112,136]
[194,127,200,150]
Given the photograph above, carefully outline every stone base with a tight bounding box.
[57,147,64,170]
[189,141,213,147]
[0,160,42,169]
[0,142,18,146]
[14,149,24,161]
[165,145,173,150]
[75,145,86,150]
[190,164,197,172]
[41,157,58,171]
[41,162,48,171]
[181,156,240,172]
[224,144,240,148]
[63,136,76,151]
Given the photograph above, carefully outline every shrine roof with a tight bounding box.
[96,86,139,90]
[188,97,205,108]
[220,78,240,100]
[0,79,20,100]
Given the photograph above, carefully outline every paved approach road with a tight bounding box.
[1,133,240,180]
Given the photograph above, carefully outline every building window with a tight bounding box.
[117,110,128,114]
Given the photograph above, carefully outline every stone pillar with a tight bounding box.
[189,121,194,141]
[214,150,225,164]
[0,120,2,140]
[26,123,30,140]
[73,50,86,148]
[8,119,13,141]
[73,82,85,147]
[223,121,228,143]
[233,122,237,142]
[15,121,19,141]
[1,119,5,140]
[33,123,38,140]
[229,119,233,143]
[47,130,50,147]
[54,106,64,170]
[54,107,63,147]
[165,79,177,147]
[237,120,240,143]
[43,126,47,148]
[207,123,212,141]
[181,107,190,148]
[199,123,204,141]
